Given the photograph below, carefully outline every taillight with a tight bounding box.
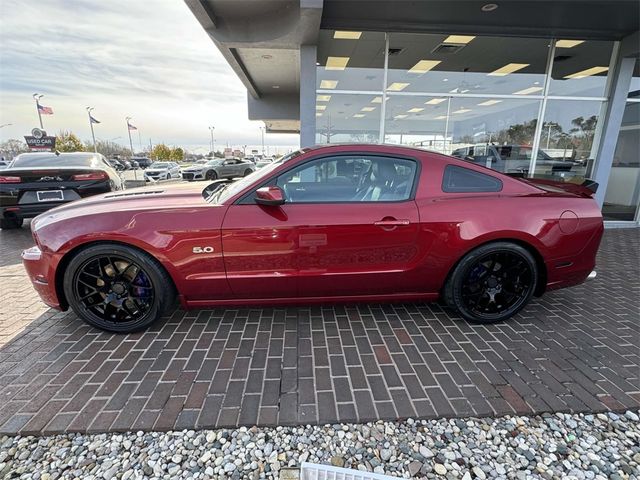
[72,172,108,181]
[0,176,21,183]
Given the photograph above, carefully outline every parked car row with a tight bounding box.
[181,158,255,181]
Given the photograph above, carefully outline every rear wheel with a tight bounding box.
[205,170,217,180]
[0,216,23,230]
[63,244,176,333]
[444,242,537,323]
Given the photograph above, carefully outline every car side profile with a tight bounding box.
[22,144,603,333]
[181,158,255,181]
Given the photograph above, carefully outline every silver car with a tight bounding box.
[144,162,181,182]
[181,158,255,181]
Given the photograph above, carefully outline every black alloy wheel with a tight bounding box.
[206,170,217,180]
[64,244,175,332]
[444,242,537,323]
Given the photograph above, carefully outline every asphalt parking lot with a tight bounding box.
[0,223,638,435]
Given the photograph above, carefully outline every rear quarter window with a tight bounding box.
[442,164,503,193]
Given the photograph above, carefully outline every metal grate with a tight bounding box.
[300,462,398,480]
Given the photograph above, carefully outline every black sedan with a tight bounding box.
[0,152,123,229]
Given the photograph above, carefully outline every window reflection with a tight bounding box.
[386,33,549,95]
[548,40,613,97]
[315,93,381,144]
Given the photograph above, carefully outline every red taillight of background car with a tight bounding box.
[72,172,109,181]
[0,176,21,183]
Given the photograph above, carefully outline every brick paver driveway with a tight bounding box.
[0,224,638,435]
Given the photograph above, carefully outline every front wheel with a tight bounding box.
[205,170,217,180]
[244,169,253,176]
[63,244,176,333]
[444,242,537,323]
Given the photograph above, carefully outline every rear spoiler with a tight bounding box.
[521,177,599,198]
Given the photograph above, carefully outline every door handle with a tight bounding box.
[374,218,410,226]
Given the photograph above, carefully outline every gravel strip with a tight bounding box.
[1,411,638,479]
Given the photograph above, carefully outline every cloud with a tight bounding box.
[0,0,299,153]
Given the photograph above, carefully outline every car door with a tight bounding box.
[221,153,422,299]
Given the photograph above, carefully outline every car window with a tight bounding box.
[275,155,417,203]
[442,165,503,193]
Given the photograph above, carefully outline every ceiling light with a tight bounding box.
[556,39,585,48]
[319,80,338,89]
[316,113,323,117]
[443,78,449,82]
[425,98,447,105]
[564,66,609,79]
[408,107,424,113]
[361,107,376,112]
[371,96,382,103]
[317,95,331,102]
[334,31,362,40]
[434,115,448,119]
[353,114,365,118]
[513,86,543,95]
[316,105,327,111]
[326,56,350,70]
[387,82,410,91]
[272,85,280,89]
[394,114,408,119]
[477,99,502,106]
[481,3,499,12]
[488,63,529,76]
[444,35,476,44]
[408,60,441,74]
[453,108,472,114]
[261,54,273,59]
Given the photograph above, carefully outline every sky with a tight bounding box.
[0,0,299,154]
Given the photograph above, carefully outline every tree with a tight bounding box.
[150,143,172,160]
[55,131,85,152]
[84,140,130,158]
[0,138,29,160]
[170,147,184,161]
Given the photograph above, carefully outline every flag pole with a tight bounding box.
[87,107,97,153]
[126,116,134,156]
[33,93,44,129]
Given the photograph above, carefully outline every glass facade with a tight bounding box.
[603,61,640,221]
[316,31,613,183]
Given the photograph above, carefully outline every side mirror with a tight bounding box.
[255,186,285,206]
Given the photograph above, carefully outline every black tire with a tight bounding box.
[63,244,176,333]
[205,170,217,180]
[444,242,537,324]
[0,217,23,230]
[244,169,253,176]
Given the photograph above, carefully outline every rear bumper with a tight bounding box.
[22,246,62,309]
[2,202,69,219]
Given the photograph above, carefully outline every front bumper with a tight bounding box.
[22,245,62,309]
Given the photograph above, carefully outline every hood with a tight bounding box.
[32,182,210,228]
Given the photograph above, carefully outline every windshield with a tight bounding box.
[206,149,303,204]
[206,160,221,166]
[150,162,169,168]
[12,153,105,168]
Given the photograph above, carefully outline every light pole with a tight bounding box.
[86,107,98,153]
[209,126,215,154]
[126,116,135,156]
[33,93,44,129]
[260,126,265,155]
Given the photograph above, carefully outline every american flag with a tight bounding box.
[127,122,137,131]
[89,114,100,124]
[38,103,53,115]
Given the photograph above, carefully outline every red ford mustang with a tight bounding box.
[22,144,603,332]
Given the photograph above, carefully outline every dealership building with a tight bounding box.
[187,0,640,225]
